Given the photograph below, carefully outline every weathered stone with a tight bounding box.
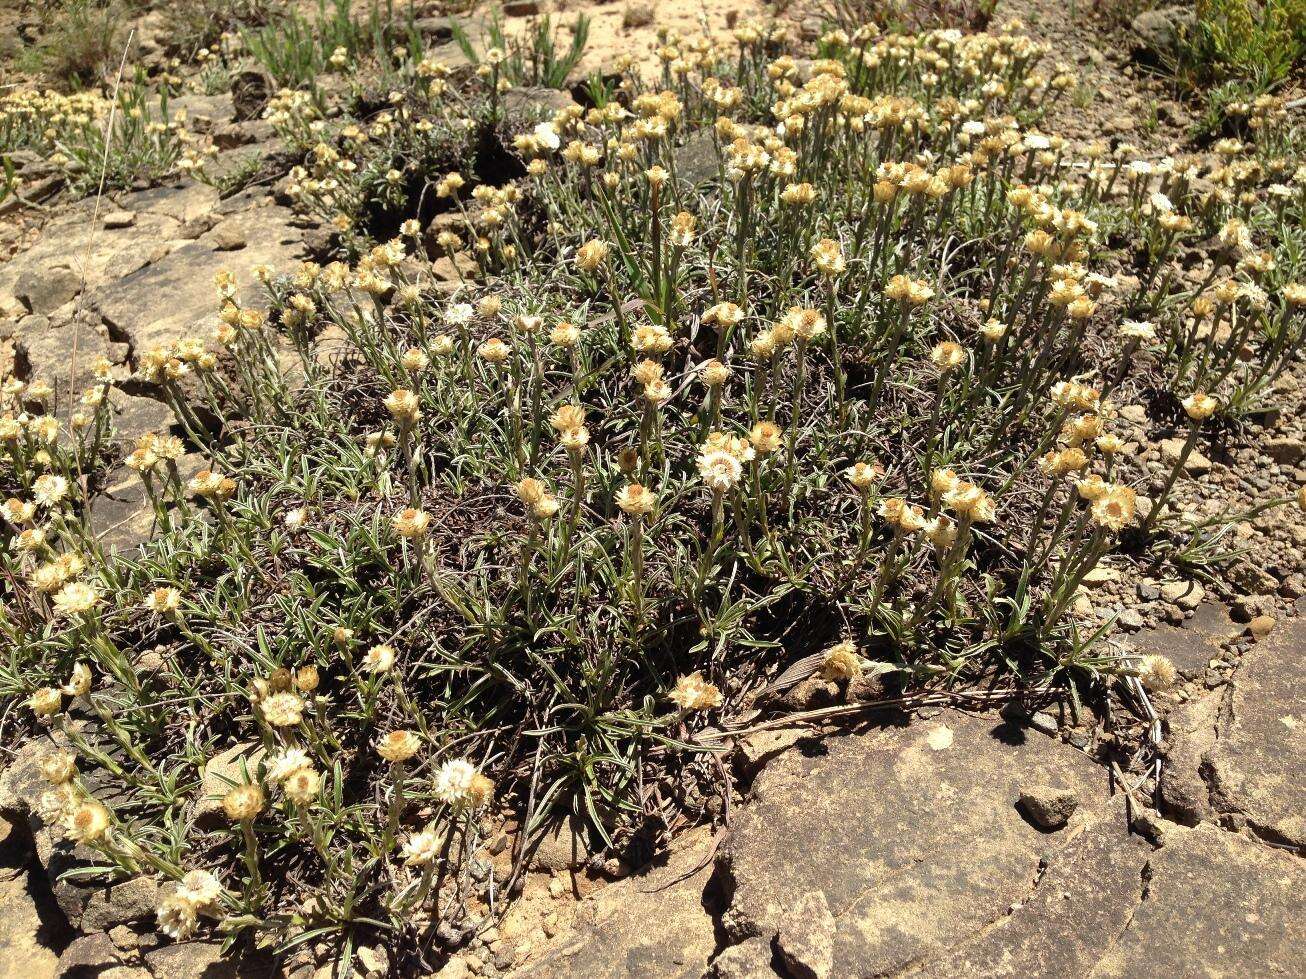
[918,797,1152,978]
[79,875,159,931]
[1159,579,1204,610]
[107,387,178,442]
[209,221,248,251]
[1263,436,1304,464]
[0,832,65,979]
[776,890,834,979]
[1227,559,1280,595]
[1202,619,1305,846]
[92,204,304,355]
[170,93,236,132]
[103,209,136,229]
[721,711,1111,976]
[501,87,576,132]
[1018,785,1080,829]
[672,131,719,185]
[13,265,81,314]
[144,941,275,979]
[1131,602,1238,677]
[57,932,123,974]
[1130,7,1198,64]
[1090,823,1303,977]
[1248,614,1276,639]
[193,742,266,827]
[519,827,719,978]
[1158,691,1219,825]
[709,938,777,979]
[528,816,595,872]
[1161,438,1210,475]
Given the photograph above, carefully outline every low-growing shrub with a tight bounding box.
[0,75,197,197]
[1,16,1302,970]
[1180,0,1306,89]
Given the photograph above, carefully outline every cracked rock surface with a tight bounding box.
[518,699,1304,979]
[1161,618,1305,847]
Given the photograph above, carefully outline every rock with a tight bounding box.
[1228,559,1279,595]
[776,891,835,979]
[502,86,575,124]
[1018,786,1079,829]
[144,941,275,979]
[1248,614,1276,639]
[436,958,472,978]
[209,221,248,251]
[1117,609,1144,630]
[193,742,266,828]
[92,204,305,356]
[916,797,1153,978]
[103,209,136,229]
[1263,436,1304,464]
[1081,565,1119,587]
[231,70,272,122]
[1161,438,1210,475]
[1200,619,1305,846]
[58,932,124,974]
[1120,404,1147,424]
[79,875,159,930]
[1132,603,1237,678]
[527,817,594,872]
[672,130,719,185]
[13,315,130,408]
[1091,823,1303,977]
[710,938,777,979]
[720,710,1110,975]
[1159,580,1204,610]
[13,265,81,314]
[1131,7,1198,64]
[170,94,236,133]
[502,0,539,15]
[0,832,66,978]
[519,827,719,978]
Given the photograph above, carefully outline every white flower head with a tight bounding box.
[533,122,560,151]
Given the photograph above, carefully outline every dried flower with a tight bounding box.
[616,484,658,517]
[392,508,431,539]
[1138,654,1177,692]
[377,730,421,763]
[222,784,265,823]
[1182,392,1219,421]
[157,894,199,940]
[820,641,862,680]
[669,672,722,711]
[1091,485,1137,531]
[384,389,422,425]
[697,448,744,493]
[365,644,397,672]
[261,692,305,727]
[68,801,111,843]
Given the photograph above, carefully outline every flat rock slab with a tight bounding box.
[519,826,721,979]
[0,841,62,979]
[1202,618,1305,846]
[1130,601,1240,677]
[1088,823,1303,978]
[720,710,1111,976]
[92,203,306,355]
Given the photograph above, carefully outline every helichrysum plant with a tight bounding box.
[0,14,1302,972]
